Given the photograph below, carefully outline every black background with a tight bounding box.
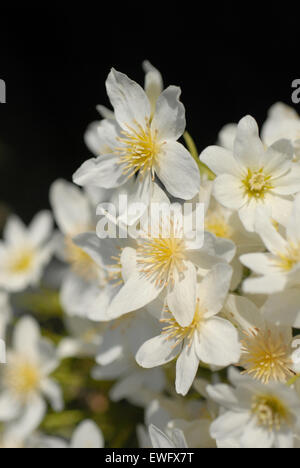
[0,7,298,221]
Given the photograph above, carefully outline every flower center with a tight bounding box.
[8,249,34,273]
[160,301,204,347]
[252,394,290,431]
[241,328,294,384]
[242,169,273,199]
[137,234,186,287]
[205,212,233,239]
[116,120,161,180]
[274,244,300,271]
[5,358,41,398]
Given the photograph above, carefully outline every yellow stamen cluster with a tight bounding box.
[137,233,186,287]
[241,328,294,384]
[242,169,273,199]
[161,301,204,348]
[9,249,34,274]
[115,120,162,180]
[5,358,41,399]
[274,244,300,272]
[252,394,290,431]
[205,212,233,239]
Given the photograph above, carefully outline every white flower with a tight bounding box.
[85,61,163,156]
[136,264,241,396]
[0,212,53,292]
[224,294,296,383]
[0,316,63,440]
[207,369,300,448]
[102,195,236,325]
[240,195,300,294]
[73,68,200,201]
[201,115,300,231]
[149,424,188,449]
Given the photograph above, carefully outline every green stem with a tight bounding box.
[183,131,215,180]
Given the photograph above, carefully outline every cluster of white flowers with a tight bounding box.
[2,62,300,448]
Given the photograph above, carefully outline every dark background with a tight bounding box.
[0,7,298,222]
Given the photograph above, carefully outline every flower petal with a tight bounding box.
[106,68,151,129]
[152,86,185,141]
[73,154,127,189]
[196,317,241,366]
[176,340,199,396]
[155,141,200,199]
[167,262,197,327]
[136,335,180,368]
[200,146,241,176]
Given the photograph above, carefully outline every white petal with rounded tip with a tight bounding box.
[13,316,40,358]
[121,247,137,282]
[155,141,200,200]
[200,146,241,176]
[106,68,151,129]
[50,179,92,236]
[167,262,196,327]
[234,115,264,169]
[136,335,180,368]
[176,340,199,396]
[240,253,275,276]
[197,264,232,318]
[218,123,237,150]
[29,211,53,246]
[151,86,185,141]
[4,215,26,245]
[73,154,127,189]
[196,317,241,367]
[143,61,163,114]
[70,420,104,449]
[106,272,164,320]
